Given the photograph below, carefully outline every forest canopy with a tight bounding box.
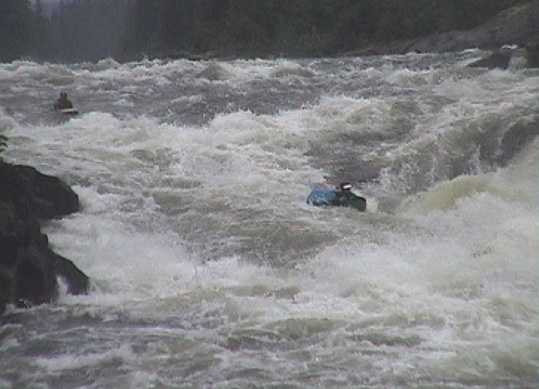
[0,0,533,63]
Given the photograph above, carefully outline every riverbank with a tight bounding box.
[346,2,539,68]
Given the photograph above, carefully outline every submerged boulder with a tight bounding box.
[0,161,88,315]
[468,46,529,70]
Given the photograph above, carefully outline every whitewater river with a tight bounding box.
[0,52,538,388]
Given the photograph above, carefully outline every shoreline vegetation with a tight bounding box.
[1,0,537,64]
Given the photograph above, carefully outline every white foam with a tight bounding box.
[2,58,537,387]
[34,345,134,372]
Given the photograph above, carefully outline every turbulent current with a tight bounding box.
[0,52,538,388]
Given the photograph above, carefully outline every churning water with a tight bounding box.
[0,52,538,388]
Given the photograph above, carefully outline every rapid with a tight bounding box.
[0,51,538,388]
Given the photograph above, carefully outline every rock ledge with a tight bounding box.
[350,3,539,69]
[0,160,88,316]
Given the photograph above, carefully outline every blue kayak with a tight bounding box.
[306,188,337,206]
[307,188,367,211]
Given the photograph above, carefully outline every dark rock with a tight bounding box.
[525,43,539,67]
[0,160,88,316]
[0,162,79,221]
[14,248,58,308]
[352,3,539,69]
[468,50,512,69]
[468,46,529,70]
[408,3,539,55]
[53,254,90,296]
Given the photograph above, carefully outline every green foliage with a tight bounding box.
[0,0,34,62]
[48,0,129,62]
[121,0,533,59]
[0,0,533,62]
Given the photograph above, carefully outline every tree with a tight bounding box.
[0,0,34,62]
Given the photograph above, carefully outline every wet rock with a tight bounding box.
[0,163,79,220]
[352,3,539,69]
[0,161,88,315]
[468,46,528,70]
[409,3,539,56]
[525,43,539,68]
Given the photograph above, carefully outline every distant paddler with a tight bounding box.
[53,92,78,115]
[307,182,367,211]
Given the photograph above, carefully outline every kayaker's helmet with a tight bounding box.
[340,182,352,191]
